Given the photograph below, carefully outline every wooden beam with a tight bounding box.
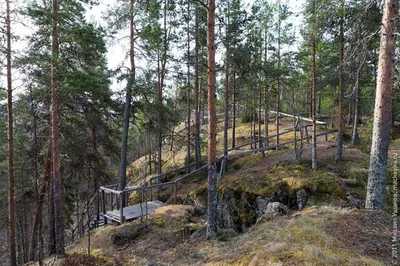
[99,186,122,195]
[268,110,327,125]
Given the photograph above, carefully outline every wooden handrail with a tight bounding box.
[268,110,327,125]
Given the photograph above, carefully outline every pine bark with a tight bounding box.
[194,5,201,168]
[157,0,168,175]
[207,0,218,239]
[118,0,135,193]
[51,0,65,256]
[264,28,269,144]
[47,171,56,255]
[276,2,281,149]
[311,0,317,170]
[221,3,230,177]
[187,0,191,171]
[6,0,17,264]
[366,0,399,210]
[30,150,51,261]
[231,73,236,149]
[352,61,363,145]
[335,0,345,161]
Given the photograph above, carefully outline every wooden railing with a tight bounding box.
[97,116,336,225]
[97,165,208,224]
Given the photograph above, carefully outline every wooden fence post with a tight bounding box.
[101,190,107,225]
[324,124,328,141]
[174,182,177,204]
[305,126,310,144]
[157,177,161,200]
[96,191,100,228]
[120,192,125,224]
[110,193,113,211]
[150,179,153,201]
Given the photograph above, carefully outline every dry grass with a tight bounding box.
[59,119,395,266]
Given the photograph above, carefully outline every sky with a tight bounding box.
[1,0,306,97]
[86,0,305,72]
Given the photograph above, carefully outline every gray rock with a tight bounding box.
[189,252,204,259]
[256,196,274,215]
[266,202,288,214]
[296,189,309,210]
[346,190,364,209]
[190,229,205,239]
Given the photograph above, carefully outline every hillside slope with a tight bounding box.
[33,121,396,266]
[61,133,394,265]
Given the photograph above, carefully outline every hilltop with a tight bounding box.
[31,120,395,266]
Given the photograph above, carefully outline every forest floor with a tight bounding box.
[29,121,396,266]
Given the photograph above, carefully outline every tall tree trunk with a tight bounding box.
[347,100,353,125]
[51,0,65,256]
[206,0,218,239]
[352,90,360,145]
[231,73,236,149]
[335,0,345,161]
[194,5,201,168]
[317,94,321,115]
[264,28,269,144]
[221,3,230,177]
[253,88,257,148]
[352,56,364,145]
[6,0,16,264]
[48,176,56,255]
[187,0,191,171]
[158,0,168,175]
[258,84,262,150]
[118,0,135,194]
[276,1,281,150]
[30,150,51,261]
[366,0,399,210]
[311,0,317,170]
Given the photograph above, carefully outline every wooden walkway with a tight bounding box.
[95,110,335,226]
[104,200,164,224]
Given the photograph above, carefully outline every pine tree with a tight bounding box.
[207,0,218,239]
[51,0,65,256]
[335,0,345,161]
[118,0,136,196]
[366,0,399,210]
[6,0,17,264]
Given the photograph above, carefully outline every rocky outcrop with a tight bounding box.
[218,189,257,232]
[217,187,309,232]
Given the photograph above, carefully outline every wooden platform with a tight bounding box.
[104,200,164,223]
